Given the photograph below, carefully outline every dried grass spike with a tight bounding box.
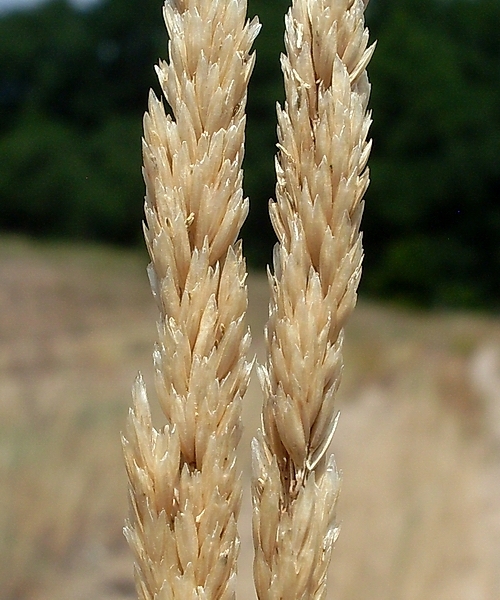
[123,1,259,598]
[252,1,374,598]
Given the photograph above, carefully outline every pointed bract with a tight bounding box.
[252,1,373,598]
[123,1,259,598]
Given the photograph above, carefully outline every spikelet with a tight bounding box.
[122,1,260,598]
[252,1,374,598]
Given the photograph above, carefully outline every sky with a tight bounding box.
[0,0,98,14]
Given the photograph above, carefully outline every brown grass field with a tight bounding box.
[1,236,500,600]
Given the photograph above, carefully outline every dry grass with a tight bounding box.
[1,236,500,599]
[122,1,260,597]
[252,2,374,597]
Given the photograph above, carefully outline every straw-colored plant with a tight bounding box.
[252,1,374,597]
[122,0,259,597]
[123,0,373,598]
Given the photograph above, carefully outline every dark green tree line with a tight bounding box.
[0,0,499,308]
[365,0,500,307]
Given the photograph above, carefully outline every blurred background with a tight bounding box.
[1,0,500,598]
[1,0,499,309]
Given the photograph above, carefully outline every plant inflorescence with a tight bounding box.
[123,1,373,598]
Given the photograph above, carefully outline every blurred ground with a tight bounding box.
[1,236,500,600]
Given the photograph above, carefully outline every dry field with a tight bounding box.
[1,236,500,600]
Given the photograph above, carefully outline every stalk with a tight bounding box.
[252,1,374,597]
[122,1,259,598]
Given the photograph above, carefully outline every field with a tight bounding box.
[1,236,499,599]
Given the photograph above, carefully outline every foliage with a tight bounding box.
[364,0,500,308]
[0,0,499,308]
